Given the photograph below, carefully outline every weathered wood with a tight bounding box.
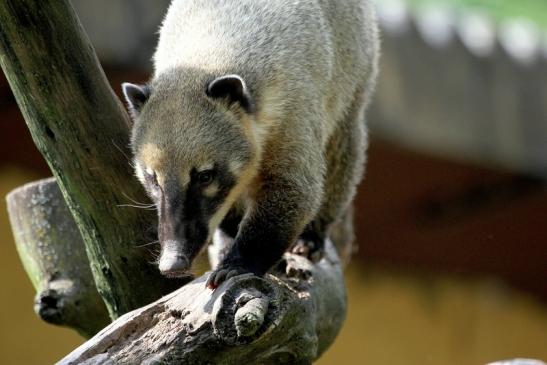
[6,178,109,338]
[57,239,347,365]
[0,0,183,318]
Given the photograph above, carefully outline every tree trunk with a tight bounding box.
[0,0,183,318]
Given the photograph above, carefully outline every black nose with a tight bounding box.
[159,253,190,278]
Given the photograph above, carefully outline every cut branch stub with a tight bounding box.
[233,293,270,337]
[6,177,110,338]
[212,276,279,346]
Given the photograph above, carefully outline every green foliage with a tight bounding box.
[407,0,547,28]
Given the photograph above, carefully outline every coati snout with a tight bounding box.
[158,240,190,278]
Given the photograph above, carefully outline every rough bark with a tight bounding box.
[57,238,347,365]
[6,178,109,338]
[0,0,183,318]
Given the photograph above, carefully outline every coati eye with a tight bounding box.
[198,170,215,186]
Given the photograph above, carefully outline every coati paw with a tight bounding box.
[206,265,250,290]
[291,239,325,263]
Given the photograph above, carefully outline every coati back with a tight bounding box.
[122,0,379,287]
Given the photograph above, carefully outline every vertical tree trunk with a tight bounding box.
[0,0,183,318]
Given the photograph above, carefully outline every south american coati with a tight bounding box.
[122,0,379,289]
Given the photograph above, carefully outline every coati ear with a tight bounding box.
[206,75,254,113]
[122,82,151,117]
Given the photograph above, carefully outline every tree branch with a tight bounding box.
[58,238,347,365]
[6,178,110,338]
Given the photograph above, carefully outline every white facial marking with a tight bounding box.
[145,166,155,176]
[198,163,214,172]
[229,159,244,175]
[203,183,219,198]
[134,161,145,184]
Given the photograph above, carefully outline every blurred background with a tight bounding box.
[0,0,546,364]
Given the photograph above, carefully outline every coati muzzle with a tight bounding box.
[157,189,211,278]
[158,240,191,277]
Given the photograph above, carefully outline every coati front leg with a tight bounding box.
[219,208,242,239]
[212,207,243,263]
[207,150,324,289]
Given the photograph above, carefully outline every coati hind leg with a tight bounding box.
[292,89,368,262]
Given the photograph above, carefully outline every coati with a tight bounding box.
[122,0,379,289]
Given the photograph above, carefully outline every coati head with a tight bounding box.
[122,71,259,278]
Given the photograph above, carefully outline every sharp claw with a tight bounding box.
[286,264,298,277]
[226,269,239,280]
[292,239,324,262]
[293,244,309,255]
[214,270,228,287]
[206,265,249,290]
[206,274,216,289]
